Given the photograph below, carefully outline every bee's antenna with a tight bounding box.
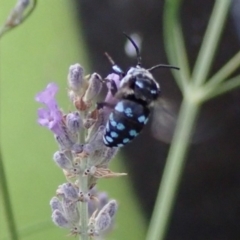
[148,64,180,72]
[123,32,142,67]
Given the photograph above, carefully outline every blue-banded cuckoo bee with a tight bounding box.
[101,33,179,148]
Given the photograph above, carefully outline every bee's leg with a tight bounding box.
[96,102,115,110]
[105,52,125,76]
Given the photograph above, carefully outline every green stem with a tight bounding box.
[0,148,19,240]
[78,117,89,240]
[206,50,240,87]
[163,0,178,65]
[146,98,200,240]
[192,0,231,86]
[172,24,191,86]
[164,0,191,91]
[203,75,240,100]
[79,158,89,240]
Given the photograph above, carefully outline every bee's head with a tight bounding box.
[134,72,160,104]
[121,67,160,105]
[121,33,177,105]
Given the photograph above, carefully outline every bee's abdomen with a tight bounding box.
[103,99,150,147]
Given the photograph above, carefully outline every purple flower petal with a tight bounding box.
[35,82,58,105]
[105,74,120,103]
[36,83,63,135]
[37,107,62,134]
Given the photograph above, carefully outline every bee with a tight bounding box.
[102,33,179,148]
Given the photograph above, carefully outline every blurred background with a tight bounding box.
[1,0,240,240]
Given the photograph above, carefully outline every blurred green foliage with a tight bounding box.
[0,1,146,239]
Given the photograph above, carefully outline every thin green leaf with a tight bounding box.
[0,149,19,240]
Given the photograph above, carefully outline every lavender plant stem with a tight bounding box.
[146,98,200,240]
[78,117,89,240]
[79,158,89,240]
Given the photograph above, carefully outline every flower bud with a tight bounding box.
[88,189,108,216]
[52,209,70,228]
[66,111,83,134]
[95,212,111,233]
[50,197,63,212]
[6,0,30,27]
[61,183,79,201]
[53,151,73,170]
[86,128,118,167]
[82,144,94,155]
[104,200,118,218]
[98,147,119,167]
[67,64,85,92]
[71,143,83,154]
[62,197,80,224]
[85,109,105,143]
[85,126,105,153]
[20,0,30,6]
[82,73,102,103]
[94,200,117,233]
[55,131,74,150]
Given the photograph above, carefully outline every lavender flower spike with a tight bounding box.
[35,83,63,135]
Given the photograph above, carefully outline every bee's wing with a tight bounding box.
[151,98,222,144]
[151,98,178,143]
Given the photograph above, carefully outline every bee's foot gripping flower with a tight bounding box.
[36,64,124,238]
